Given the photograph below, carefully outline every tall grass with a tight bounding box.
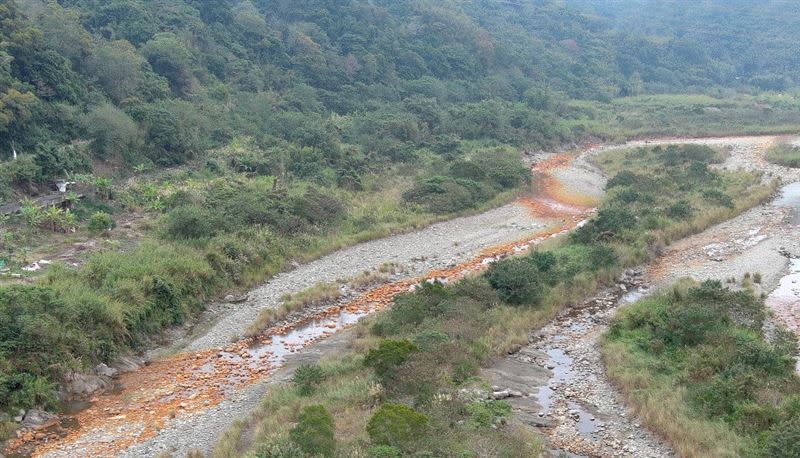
[765,143,800,168]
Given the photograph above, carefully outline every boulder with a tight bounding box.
[60,373,112,400]
[22,409,57,429]
[224,294,248,304]
[492,390,510,399]
[94,363,118,378]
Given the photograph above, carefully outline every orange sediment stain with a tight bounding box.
[9,153,595,458]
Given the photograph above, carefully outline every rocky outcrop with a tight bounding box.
[59,373,112,401]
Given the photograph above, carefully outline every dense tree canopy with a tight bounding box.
[0,0,797,191]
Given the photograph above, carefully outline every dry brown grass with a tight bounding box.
[348,270,388,289]
[245,282,342,337]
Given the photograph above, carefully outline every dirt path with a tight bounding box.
[6,154,599,457]
[486,135,800,458]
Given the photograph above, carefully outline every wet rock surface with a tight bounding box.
[488,269,673,457]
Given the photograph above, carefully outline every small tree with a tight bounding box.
[293,364,326,396]
[93,177,113,200]
[20,200,43,230]
[367,403,428,449]
[289,405,335,457]
[486,257,544,305]
[41,206,63,232]
[364,339,418,383]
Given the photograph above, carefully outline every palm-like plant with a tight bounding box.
[41,206,63,232]
[20,200,43,229]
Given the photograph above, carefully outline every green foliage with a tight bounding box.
[607,282,799,452]
[88,211,114,235]
[486,257,544,306]
[364,339,418,383]
[765,144,800,168]
[466,400,512,427]
[766,416,800,458]
[289,405,335,457]
[164,205,219,240]
[255,438,306,458]
[292,364,326,397]
[367,403,428,449]
[368,445,402,458]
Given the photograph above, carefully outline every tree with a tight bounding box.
[81,104,143,160]
[140,33,195,95]
[87,40,147,103]
[289,405,335,457]
[486,257,545,305]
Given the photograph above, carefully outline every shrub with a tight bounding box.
[588,244,618,269]
[88,212,115,235]
[667,200,694,219]
[367,403,428,449]
[766,416,800,457]
[467,400,512,427]
[293,364,326,396]
[403,176,478,213]
[530,251,556,273]
[571,206,636,243]
[289,405,335,457]
[485,257,544,305]
[472,149,530,189]
[292,187,346,228]
[255,438,306,458]
[164,205,218,239]
[364,339,419,383]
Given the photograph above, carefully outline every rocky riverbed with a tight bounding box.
[488,135,800,458]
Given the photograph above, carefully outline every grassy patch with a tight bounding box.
[603,282,800,457]
[765,143,800,168]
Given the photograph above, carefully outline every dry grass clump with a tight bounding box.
[348,270,389,289]
[245,282,342,337]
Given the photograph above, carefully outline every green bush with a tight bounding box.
[291,188,346,228]
[485,257,544,305]
[289,405,335,457]
[667,200,694,219]
[364,339,418,383]
[87,211,115,235]
[255,438,306,458]
[570,206,636,243]
[466,400,512,427]
[293,364,326,396]
[164,205,218,239]
[367,403,428,449]
[402,176,481,213]
[766,416,800,457]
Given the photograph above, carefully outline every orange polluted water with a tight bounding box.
[9,154,595,458]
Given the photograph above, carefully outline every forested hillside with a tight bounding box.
[3,0,800,196]
[570,0,800,91]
